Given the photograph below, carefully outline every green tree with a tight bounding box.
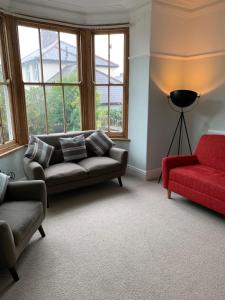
[0,86,10,143]
[25,72,122,135]
[25,73,81,135]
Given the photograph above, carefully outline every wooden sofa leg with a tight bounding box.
[118,177,123,187]
[167,190,171,199]
[9,267,19,282]
[38,225,46,238]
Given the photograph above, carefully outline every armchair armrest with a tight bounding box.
[5,181,47,215]
[162,155,199,189]
[0,221,16,268]
[24,157,45,180]
[108,147,128,174]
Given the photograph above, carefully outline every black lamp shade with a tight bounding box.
[170,90,198,108]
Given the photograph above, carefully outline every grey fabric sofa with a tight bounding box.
[0,180,46,282]
[24,131,128,203]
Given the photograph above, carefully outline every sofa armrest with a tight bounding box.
[108,147,128,174]
[24,157,45,180]
[5,181,47,215]
[162,155,199,189]
[0,221,16,268]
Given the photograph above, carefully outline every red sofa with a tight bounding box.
[162,134,225,215]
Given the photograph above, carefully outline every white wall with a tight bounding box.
[128,4,151,175]
[148,57,185,172]
[187,6,225,56]
[0,148,25,179]
[147,3,188,176]
[151,4,189,56]
[183,5,225,147]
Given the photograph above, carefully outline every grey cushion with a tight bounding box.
[85,130,115,156]
[0,201,43,246]
[25,136,55,168]
[78,157,121,177]
[59,135,87,162]
[45,162,88,186]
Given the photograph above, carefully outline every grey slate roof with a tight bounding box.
[22,41,118,68]
[49,65,123,105]
[22,39,123,105]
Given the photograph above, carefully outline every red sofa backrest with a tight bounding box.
[195,134,225,171]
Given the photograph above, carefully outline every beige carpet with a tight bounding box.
[1,175,225,300]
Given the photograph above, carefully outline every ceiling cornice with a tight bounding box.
[155,0,225,13]
[1,0,149,25]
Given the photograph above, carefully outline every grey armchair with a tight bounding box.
[0,180,47,282]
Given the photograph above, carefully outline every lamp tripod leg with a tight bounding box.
[177,112,183,155]
[166,113,182,156]
[158,113,182,183]
[182,114,192,154]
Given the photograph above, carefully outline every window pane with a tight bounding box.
[64,86,81,131]
[0,85,13,143]
[60,32,78,83]
[46,86,64,133]
[109,86,123,132]
[95,86,108,131]
[18,26,41,83]
[25,85,46,135]
[110,34,124,84]
[95,35,109,84]
[41,29,60,83]
[0,53,4,81]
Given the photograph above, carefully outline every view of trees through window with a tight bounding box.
[17,25,127,136]
[0,29,13,145]
[18,25,81,135]
[94,33,125,133]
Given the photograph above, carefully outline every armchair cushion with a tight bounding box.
[169,164,225,202]
[78,157,121,177]
[45,162,88,186]
[0,201,43,246]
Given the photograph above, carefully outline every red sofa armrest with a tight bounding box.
[162,155,199,189]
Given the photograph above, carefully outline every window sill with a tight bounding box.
[0,144,25,158]
[111,138,130,142]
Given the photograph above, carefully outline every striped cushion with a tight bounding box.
[59,135,87,162]
[25,136,55,168]
[85,130,115,156]
[0,173,9,204]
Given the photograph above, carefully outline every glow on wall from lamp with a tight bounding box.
[151,55,225,96]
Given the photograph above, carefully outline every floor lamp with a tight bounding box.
[158,90,199,183]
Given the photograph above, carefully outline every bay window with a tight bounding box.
[0,14,129,155]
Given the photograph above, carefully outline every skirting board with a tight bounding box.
[127,165,146,179]
[207,130,225,135]
[127,165,161,181]
[146,168,161,181]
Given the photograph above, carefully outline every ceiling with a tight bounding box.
[156,0,225,11]
[4,0,149,14]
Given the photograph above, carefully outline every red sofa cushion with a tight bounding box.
[195,134,225,172]
[170,164,225,202]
